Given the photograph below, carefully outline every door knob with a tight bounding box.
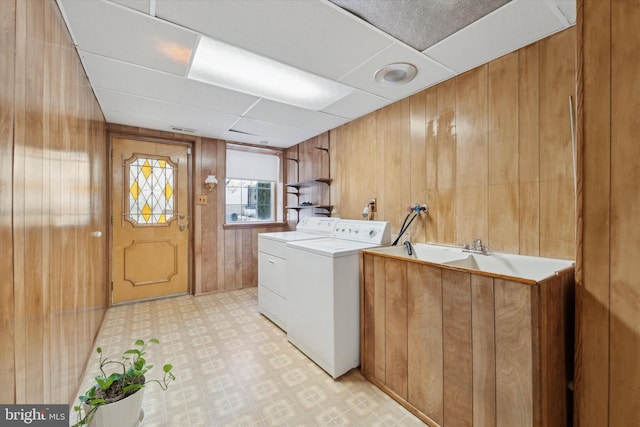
[179,224,186,231]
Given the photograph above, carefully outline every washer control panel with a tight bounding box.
[330,220,391,244]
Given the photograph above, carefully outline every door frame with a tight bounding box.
[107,132,194,307]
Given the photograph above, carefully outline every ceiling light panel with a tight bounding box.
[243,100,350,132]
[340,42,454,101]
[188,36,353,111]
[155,0,394,81]
[81,52,259,116]
[61,0,196,76]
[424,0,567,74]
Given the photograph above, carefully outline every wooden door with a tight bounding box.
[111,138,189,304]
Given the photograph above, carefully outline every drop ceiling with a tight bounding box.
[57,0,575,148]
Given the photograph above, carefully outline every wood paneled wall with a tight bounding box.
[576,0,640,425]
[330,28,576,260]
[108,124,287,295]
[195,137,287,294]
[1,0,108,404]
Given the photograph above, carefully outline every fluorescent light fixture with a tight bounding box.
[188,36,353,111]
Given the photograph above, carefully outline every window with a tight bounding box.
[126,155,176,226]
[225,146,282,223]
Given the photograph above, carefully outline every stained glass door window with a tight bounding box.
[125,155,177,225]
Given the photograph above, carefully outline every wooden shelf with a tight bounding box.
[285,204,333,217]
[285,205,333,210]
[285,178,331,188]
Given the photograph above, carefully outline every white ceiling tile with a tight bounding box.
[221,131,291,149]
[550,0,576,25]
[104,109,227,139]
[339,43,454,101]
[424,0,565,74]
[155,0,393,80]
[321,89,391,119]
[81,52,259,116]
[108,0,150,14]
[94,89,238,131]
[61,0,197,76]
[244,100,349,132]
[230,118,320,146]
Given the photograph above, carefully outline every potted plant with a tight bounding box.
[72,338,176,427]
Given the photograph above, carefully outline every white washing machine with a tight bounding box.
[286,219,391,378]
[258,217,339,330]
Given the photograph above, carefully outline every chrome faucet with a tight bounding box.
[403,240,414,256]
[462,238,489,255]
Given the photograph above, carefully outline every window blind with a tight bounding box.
[226,149,279,182]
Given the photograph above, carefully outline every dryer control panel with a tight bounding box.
[330,220,391,245]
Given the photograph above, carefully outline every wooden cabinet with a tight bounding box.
[361,253,574,427]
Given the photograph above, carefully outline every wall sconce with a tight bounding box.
[204,175,218,191]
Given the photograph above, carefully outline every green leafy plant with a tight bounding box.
[72,338,176,427]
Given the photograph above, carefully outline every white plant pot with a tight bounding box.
[87,388,144,427]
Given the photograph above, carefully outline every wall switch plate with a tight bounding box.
[197,195,208,205]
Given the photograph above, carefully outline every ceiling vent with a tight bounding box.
[170,126,196,133]
[228,129,259,136]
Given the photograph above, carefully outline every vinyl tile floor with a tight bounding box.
[72,288,426,426]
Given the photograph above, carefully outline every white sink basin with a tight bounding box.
[443,252,574,281]
[363,244,574,282]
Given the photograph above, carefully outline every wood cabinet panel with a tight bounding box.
[407,263,443,424]
[442,269,473,427]
[385,258,408,398]
[539,271,574,426]
[362,254,376,378]
[361,253,574,427]
[495,279,533,427]
[373,254,386,382]
[471,274,496,427]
